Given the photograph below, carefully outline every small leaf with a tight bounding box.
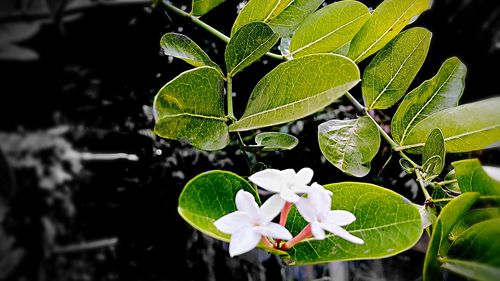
[452,159,500,196]
[403,97,500,153]
[423,192,480,281]
[318,116,381,177]
[444,218,500,281]
[160,33,220,71]
[229,54,360,132]
[268,0,324,37]
[422,128,445,177]
[231,0,294,36]
[399,158,415,174]
[254,132,298,151]
[225,22,279,77]
[392,57,467,144]
[347,0,432,62]
[153,67,229,151]
[362,27,432,109]
[288,1,370,58]
[192,0,225,16]
[178,170,260,242]
[285,182,422,265]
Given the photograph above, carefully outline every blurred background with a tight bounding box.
[0,0,499,280]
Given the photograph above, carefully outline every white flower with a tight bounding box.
[214,190,292,257]
[248,168,314,203]
[295,184,364,244]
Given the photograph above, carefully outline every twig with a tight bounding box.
[53,237,118,254]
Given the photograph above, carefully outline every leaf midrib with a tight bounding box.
[400,63,460,142]
[159,112,227,122]
[353,0,421,62]
[369,33,429,108]
[290,13,368,56]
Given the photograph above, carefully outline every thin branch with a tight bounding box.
[53,237,118,254]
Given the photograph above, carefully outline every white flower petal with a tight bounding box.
[248,169,282,192]
[327,210,356,226]
[321,223,364,245]
[258,223,293,240]
[235,190,260,217]
[214,211,251,234]
[280,186,301,203]
[308,187,332,214]
[228,228,261,257]
[311,221,326,240]
[295,198,315,222]
[296,167,314,185]
[281,169,296,179]
[259,194,285,223]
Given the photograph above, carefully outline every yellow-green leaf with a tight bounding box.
[192,0,225,16]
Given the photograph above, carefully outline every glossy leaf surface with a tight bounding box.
[154,67,229,151]
[231,0,294,36]
[178,170,259,242]
[285,182,422,265]
[289,1,370,58]
[362,27,432,109]
[254,132,298,151]
[318,117,380,177]
[192,0,225,16]
[403,97,500,153]
[225,22,279,77]
[160,33,220,71]
[422,128,445,177]
[392,57,467,144]
[347,0,431,62]
[268,0,324,37]
[229,54,360,132]
[453,159,500,196]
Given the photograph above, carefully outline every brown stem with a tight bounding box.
[281,224,313,250]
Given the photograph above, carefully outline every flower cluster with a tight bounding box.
[214,168,364,257]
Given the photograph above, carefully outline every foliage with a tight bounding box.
[156,0,500,279]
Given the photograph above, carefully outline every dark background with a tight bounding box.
[0,0,499,280]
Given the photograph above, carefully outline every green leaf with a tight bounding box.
[231,0,294,36]
[318,116,381,177]
[450,208,500,240]
[288,1,370,58]
[225,22,279,77]
[254,132,298,151]
[192,0,225,16]
[362,27,432,109]
[441,259,500,281]
[267,0,324,37]
[392,57,467,144]
[423,192,480,281]
[422,128,445,177]
[347,0,431,62]
[452,159,500,196]
[403,97,500,153]
[444,218,500,281]
[229,54,360,132]
[285,182,422,265]
[160,33,220,71]
[178,170,259,242]
[153,67,229,151]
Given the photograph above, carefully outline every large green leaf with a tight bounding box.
[392,57,467,144]
[403,97,500,153]
[178,170,259,242]
[423,192,480,281]
[192,0,225,16]
[422,128,445,178]
[347,0,431,62]
[229,54,360,132]
[267,0,324,37]
[284,182,422,265]
[288,1,370,58]
[450,208,500,240]
[452,159,500,196]
[160,33,221,72]
[231,0,294,36]
[362,27,432,109]
[318,116,381,177]
[254,132,298,151]
[153,67,229,151]
[444,219,500,281]
[225,22,279,77]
